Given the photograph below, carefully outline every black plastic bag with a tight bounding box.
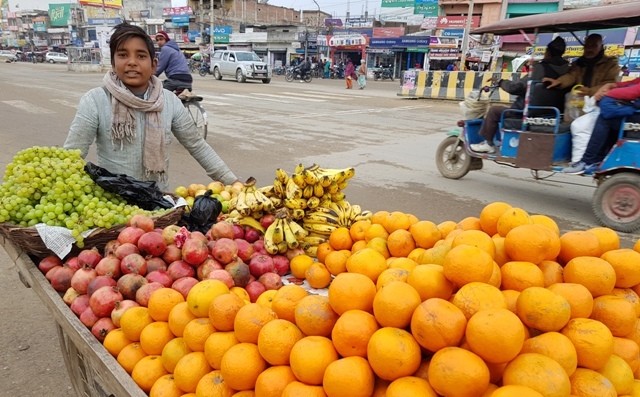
[179,190,222,234]
[84,162,174,210]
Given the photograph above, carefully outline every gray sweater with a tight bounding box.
[64,87,237,191]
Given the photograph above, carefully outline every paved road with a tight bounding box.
[0,63,638,396]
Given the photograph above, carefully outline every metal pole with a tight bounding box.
[459,0,474,70]
[210,0,215,52]
[199,0,204,41]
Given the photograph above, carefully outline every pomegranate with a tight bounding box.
[70,294,90,316]
[50,265,75,292]
[135,282,164,306]
[146,270,173,287]
[77,248,102,268]
[137,231,167,257]
[245,281,267,303]
[63,287,81,306]
[258,272,283,290]
[172,277,199,299]
[235,239,254,262]
[211,238,238,265]
[87,275,118,297]
[162,244,182,264]
[260,214,276,229]
[249,254,275,278]
[244,227,261,243]
[64,256,81,272]
[91,317,116,342]
[253,239,267,255]
[128,214,155,232]
[225,260,251,287]
[196,257,224,280]
[206,269,235,288]
[167,260,196,280]
[232,224,245,240]
[182,238,209,266]
[161,224,182,245]
[207,240,216,254]
[146,257,168,273]
[117,273,148,300]
[115,242,139,259]
[117,226,145,245]
[111,299,139,327]
[174,227,191,248]
[285,248,305,261]
[190,231,208,243]
[38,255,62,274]
[120,253,147,275]
[104,240,122,257]
[80,307,99,328]
[210,221,235,240]
[272,255,291,276]
[95,256,121,278]
[70,265,98,295]
[89,286,123,318]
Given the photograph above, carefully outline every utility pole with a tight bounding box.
[199,0,204,42]
[459,0,474,70]
[210,0,215,54]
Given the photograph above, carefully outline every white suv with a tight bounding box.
[211,50,271,84]
[46,52,69,63]
[0,50,18,63]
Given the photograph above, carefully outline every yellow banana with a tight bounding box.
[331,192,346,202]
[294,163,305,174]
[291,173,306,188]
[302,222,336,236]
[303,235,326,246]
[237,216,265,234]
[327,182,340,195]
[303,213,340,226]
[303,169,318,185]
[264,237,280,255]
[269,197,282,208]
[284,198,307,210]
[288,220,308,239]
[235,189,251,216]
[266,219,284,244]
[338,180,349,190]
[285,179,302,199]
[304,245,318,258]
[244,189,259,212]
[282,220,299,249]
[306,196,320,209]
[257,185,275,197]
[355,210,373,222]
[275,168,289,184]
[302,185,314,199]
[273,179,285,198]
[313,183,325,198]
[277,240,288,254]
[254,190,273,212]
[319,175,333,188]
[290,209,305,220]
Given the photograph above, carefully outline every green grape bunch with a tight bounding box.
[0,146,165,247]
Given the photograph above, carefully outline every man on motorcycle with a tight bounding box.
[154,31,193,94]
[298,58,311,82]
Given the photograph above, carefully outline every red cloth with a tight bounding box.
[608,78,640,101]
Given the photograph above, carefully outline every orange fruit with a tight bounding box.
[372,281,421,328]
[520,331,578,376]
[350,220,371,242]
[613,337,640,373]
[407,264,454,301]
[194,370,235,397]
[547,282,594,319]
[452,229,496,258]
[328,272,376,314]
[187,279,230,318]
[257,319,303,365]
[530,214,560,236]
[437,220,458,238]
[500,261,545,291]
[428,347,490,397]
[601,249,640,288]
[539,260,564,286]
[140,321,175,356]
[161,337,192,373]
[386,229,416,258]
[364,223,389,242]
[410,298,467,352]
[173,351,213,392]
[331,309,379,357]
[254,365,297,397]
[290,254,315,279]
[103,328,132,357]
[271,284,308,323]
[220,342,266,391]
[383,211,412,233]
[457,216,482,231]
[376,268,410,290]
[346,247,388,282]
[496,207,532,237]
[488,261,502,288]
[131,355,168,393]
[502,289,520,313]
[491,385,544,397]
[516,286,572,332]
[367,327,421,381]
[465,308,526,364]
[203,331,238,370]
[366,236,391,258]
[502,353,571,397]
[370,210,390,226]
[591,295,637,337]
[613,288,640,316]
[558,230,602,264]
[442,245,494,287]
[570,368,617,397]
[121,306,154,342]
[183,318,215,352]
[148,288,185,322]
[323,250,350,275]
[479,202,513,236]
[289,336,339,385]
[168,301,197,337]
[149,374,182,397]
[598,354,634,395]
[281,381,327,397]
[208,293,245,332]
[409,220,442,249]
[328,227,353,251]
[634,239,640,253]
[561,318,614,370]
[322,356,375,397]
[233,302,277,344]
[386,257,418,272]
[117,342,147,374]
[450,281,507,319]
[504,224,560,264]
[316,242,334,264]
[294,295,338,337]
[305,262,332,289]
[351,240,368,253]
[564,256,616,297]
[419,244,451,266]
[385,376,437,397]
[407,247,426,263]
[589,227,621,253]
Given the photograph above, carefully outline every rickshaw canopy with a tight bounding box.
[472,2,640,35]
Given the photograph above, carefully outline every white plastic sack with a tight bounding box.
[571,109,599,163]
[459,91,490,119]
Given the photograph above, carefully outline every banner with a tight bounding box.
[79,0,122,9]
[381,0,414,7]
[48,3,71,27]
[414,0,438,17]
[528,44,625,58]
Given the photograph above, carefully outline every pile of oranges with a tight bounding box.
[103,201,640,396]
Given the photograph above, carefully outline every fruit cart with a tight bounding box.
[3,236,146,397]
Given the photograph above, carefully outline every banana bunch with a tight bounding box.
[223,214,265,234]
[263,208,309,255]
[234,177,274,216]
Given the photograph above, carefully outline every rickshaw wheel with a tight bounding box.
[592,173,640,233]
[436,136,475,179]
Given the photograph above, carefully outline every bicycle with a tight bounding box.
[176,88,208,140]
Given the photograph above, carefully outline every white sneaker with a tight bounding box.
[470,141,496,153]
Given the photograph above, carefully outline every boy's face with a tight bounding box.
[113,36,157,94]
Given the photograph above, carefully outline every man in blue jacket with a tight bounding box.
[155,31,193,93]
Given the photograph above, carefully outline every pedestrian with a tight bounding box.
[345,59,356,89]
[324,59,331,79]
[357,59,368,89]
[63,22,238,192]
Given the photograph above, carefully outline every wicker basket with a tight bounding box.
[0,207,184,259]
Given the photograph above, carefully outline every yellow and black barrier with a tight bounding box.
[398,70,529,102]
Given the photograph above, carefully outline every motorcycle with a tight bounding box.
[285,67,312,83]
[198,61,212,77]
[373,67,394,81]
[273,65,286,76]
[330,64,344,79]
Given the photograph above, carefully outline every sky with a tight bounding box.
[266,0,381,19]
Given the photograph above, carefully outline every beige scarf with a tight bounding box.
[103,71,166,177]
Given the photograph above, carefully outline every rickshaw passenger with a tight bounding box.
[471,37,569,153]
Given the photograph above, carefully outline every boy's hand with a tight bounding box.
[543,77,560,88]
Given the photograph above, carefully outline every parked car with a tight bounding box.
[0,50,18,63]
[211,50,271,83]
[45,52,69,64]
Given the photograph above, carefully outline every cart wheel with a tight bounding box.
[592,173,640,233]
[436,136,475,179]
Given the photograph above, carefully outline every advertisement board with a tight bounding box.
[48,3,71,27]
[79,0,122,9]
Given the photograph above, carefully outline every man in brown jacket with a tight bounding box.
[544,33,620,96]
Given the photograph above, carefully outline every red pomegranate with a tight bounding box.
[89,286,123,318]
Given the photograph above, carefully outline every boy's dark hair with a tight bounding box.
[109,22,155,66]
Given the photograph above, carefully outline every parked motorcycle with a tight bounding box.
[285,67,312,83]
[330,63,344,79]
[273,65,286,76]
[373,67,394,81]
